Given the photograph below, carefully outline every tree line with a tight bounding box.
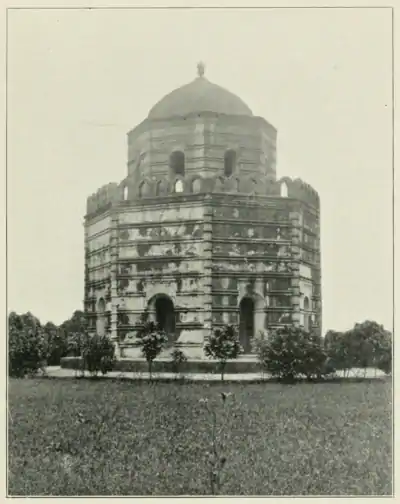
[8,310,392,381]
[8,310,88,377]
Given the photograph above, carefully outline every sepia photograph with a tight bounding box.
[6,4,393,496]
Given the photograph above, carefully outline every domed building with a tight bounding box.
[84,63,322,358]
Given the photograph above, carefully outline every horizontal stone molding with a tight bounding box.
[210,237,292,244]
[210,306,293,312]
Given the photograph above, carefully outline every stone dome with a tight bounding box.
[148,62,253,119]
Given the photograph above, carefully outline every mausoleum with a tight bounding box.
[84,63,322,358]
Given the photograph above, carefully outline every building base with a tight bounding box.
[60,355,261,374]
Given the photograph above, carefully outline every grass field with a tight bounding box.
[8,377,392,496]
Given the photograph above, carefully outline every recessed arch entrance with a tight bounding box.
[147,293,177,343]
[238,293,265,353]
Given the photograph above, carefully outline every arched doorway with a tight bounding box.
[239,297,254,353]
[148,294,176,342]
[97,298,106,337]
[239,294,265,353]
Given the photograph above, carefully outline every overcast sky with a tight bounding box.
[7,7,392,333]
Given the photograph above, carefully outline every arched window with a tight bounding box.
[170,151,185,177]
[123,186,128,201]
[174,179,184,193]
[224,149,236,177]
[304,296,310,311]
[138,180,151,198]
[156,181,161,196]
[192,178,202,193]
[280,182,288,198]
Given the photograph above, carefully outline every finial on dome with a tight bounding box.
[197,61,205,78]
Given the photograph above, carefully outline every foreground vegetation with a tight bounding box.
[8,310,392,382]
[8,378,392,496]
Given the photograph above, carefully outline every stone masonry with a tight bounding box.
[84,65,322,358]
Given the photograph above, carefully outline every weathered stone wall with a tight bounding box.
[298,203,322,334]
[114,201,206,347]
[84,213,113,336]
[210,195,294,333]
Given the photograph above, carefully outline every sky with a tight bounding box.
[7,7,393,333]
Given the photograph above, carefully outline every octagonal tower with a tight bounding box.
[84,64,322,358]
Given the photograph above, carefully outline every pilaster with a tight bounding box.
[289,209,301,326]
[83,220,90,329]
[110,210,119,343]
[202,195,213,343]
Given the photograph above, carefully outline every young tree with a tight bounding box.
[203,325,242,381]
[136,318,168,380]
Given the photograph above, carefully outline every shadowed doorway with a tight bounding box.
[239,297,254,353]
[149,294,176,343]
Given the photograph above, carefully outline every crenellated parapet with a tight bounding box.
[277,176,320,209]
[116,174,320,205]
[86,182,120,216]
[121,173,284,200]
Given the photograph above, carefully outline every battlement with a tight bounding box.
[86,174,320,217]
[86,182,120,215]
[277,176,320,208]
[120,173,282,200]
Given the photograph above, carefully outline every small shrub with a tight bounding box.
[170,348,188,377]
[255,325,328,381]
[203,325,242,381]
[319,356,337,377]
[8,312,48,378]
[67,331,90,358]
[82,335,116,377]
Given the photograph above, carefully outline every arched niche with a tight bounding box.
[174,179,184,193]
[224,149,237,177]
[147,293,177,343]
[238,293,265,353]
[138,180,152,198]
[170,151,185,177]
[280,181,289,198]
[191,177,202,193]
